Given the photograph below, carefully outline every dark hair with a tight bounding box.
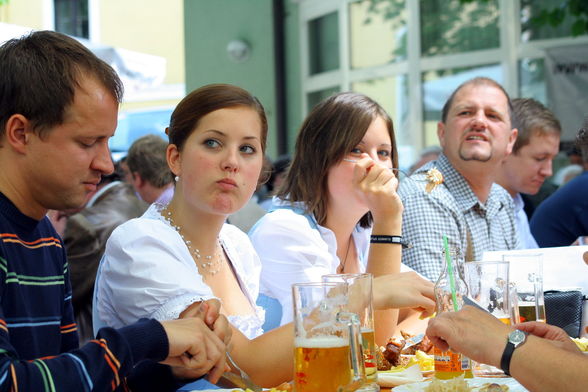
[0,30,123,138]
[441,77,514,126]
[278,92,398,228]
[511,98,561,154]
[266,154,291,193]
[126,134,173,188]
[167,84,268,153]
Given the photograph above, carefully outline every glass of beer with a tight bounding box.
[464,261,512,377]
[464,261,512,323]
[502,253,546,323]
[292,282,366,392]
[322,273,378,392]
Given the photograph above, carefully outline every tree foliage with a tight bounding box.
[526,0,588,36]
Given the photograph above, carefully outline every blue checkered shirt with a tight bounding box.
[398,153,519,281]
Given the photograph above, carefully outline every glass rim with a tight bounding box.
[322,272,372,279]
[291,281,346,288]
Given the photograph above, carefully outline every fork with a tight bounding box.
[219,351,263,392]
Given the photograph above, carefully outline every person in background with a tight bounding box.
[126,133,175,204]
[64,169,147,343]
[399,77,519,281]
[249,92,434,344]
[118,155,134,184]
[530,121,588,247]
[495,98,561,249]
[258,154,291,211]
[0,30,229,391]
[426,306,587,392]
[408,145,442,175]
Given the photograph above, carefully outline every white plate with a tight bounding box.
[393,377,528,391]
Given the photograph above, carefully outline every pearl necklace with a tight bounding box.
[161,206,222,276]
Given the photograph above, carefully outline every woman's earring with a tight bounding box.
[175,175,180,182]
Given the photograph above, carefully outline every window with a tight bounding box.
[420,0,499,57]
[309,12,340,74]
[299,0,588,155]
[54,0,89,38]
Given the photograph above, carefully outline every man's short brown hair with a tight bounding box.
[511,98,561,154]
[126,134,173,188]
[0,30,123,139]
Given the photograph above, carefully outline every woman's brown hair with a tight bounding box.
[167,83,269,183]
[278,92,398,228]
[167,83,268,153]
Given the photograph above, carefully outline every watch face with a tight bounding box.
[509,330,526,345]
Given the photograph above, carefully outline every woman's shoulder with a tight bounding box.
[107,205,176,246]
[251,203,316,232]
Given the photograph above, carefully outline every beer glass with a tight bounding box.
[323,273,378,392]
[292,282,366,392]
[464,261,512,377]
[502,253,546,323]
[464,261,512,324]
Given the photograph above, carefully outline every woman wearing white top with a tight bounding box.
[250,92,432,345]
[96,85,434,387]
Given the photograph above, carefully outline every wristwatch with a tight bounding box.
[500,329,528,376]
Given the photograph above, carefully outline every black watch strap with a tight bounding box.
[500,330,527,376]
[500,341,515,376]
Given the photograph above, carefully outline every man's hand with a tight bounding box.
[373,272,436,317]
[179,299,232,346]
[516,322,581,354]
[159,317,227,383]
[426,306,512,368]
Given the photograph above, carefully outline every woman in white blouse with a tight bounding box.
[96,85,434,387]
[249,92,431,345]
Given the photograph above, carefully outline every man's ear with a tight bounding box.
[131,172,144,189]
[437,121,446,149]
[4,114,31,154]
[506,128,518,156]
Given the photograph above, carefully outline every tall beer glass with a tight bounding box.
[292,282,365,392]
[323,273,379,392]
[464,261,512,377]
[502,253,545,323]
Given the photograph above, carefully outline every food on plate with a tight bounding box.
[572,337,588,351]
[377,332,434,369]
[425,167,444,193]
[424,375,471,391]
[421,376,511,392]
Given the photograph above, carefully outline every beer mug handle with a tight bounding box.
[336,311,366,392]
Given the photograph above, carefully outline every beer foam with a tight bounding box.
[295,336,348,348]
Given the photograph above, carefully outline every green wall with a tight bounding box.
[282,0,302,154]
[184,0,302,158]
[184,0,275,157]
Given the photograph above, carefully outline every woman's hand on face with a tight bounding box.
[351,154,403,220]
[372,272,436,317]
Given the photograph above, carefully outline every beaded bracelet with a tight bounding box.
[370,235,411,249]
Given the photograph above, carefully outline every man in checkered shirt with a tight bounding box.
[399,77,520,281]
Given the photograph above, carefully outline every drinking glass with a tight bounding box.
[464,261,512,324]
[292,282,366,392]
[323,273,379,392]
[464,261,512,377]
[502,253,546,323]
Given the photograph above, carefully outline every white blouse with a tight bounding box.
[249,201,370,325]
[96,203,265,339]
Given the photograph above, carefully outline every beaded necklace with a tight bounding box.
[161,206,222,276]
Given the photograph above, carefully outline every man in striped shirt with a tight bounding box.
[0,31,229,391]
